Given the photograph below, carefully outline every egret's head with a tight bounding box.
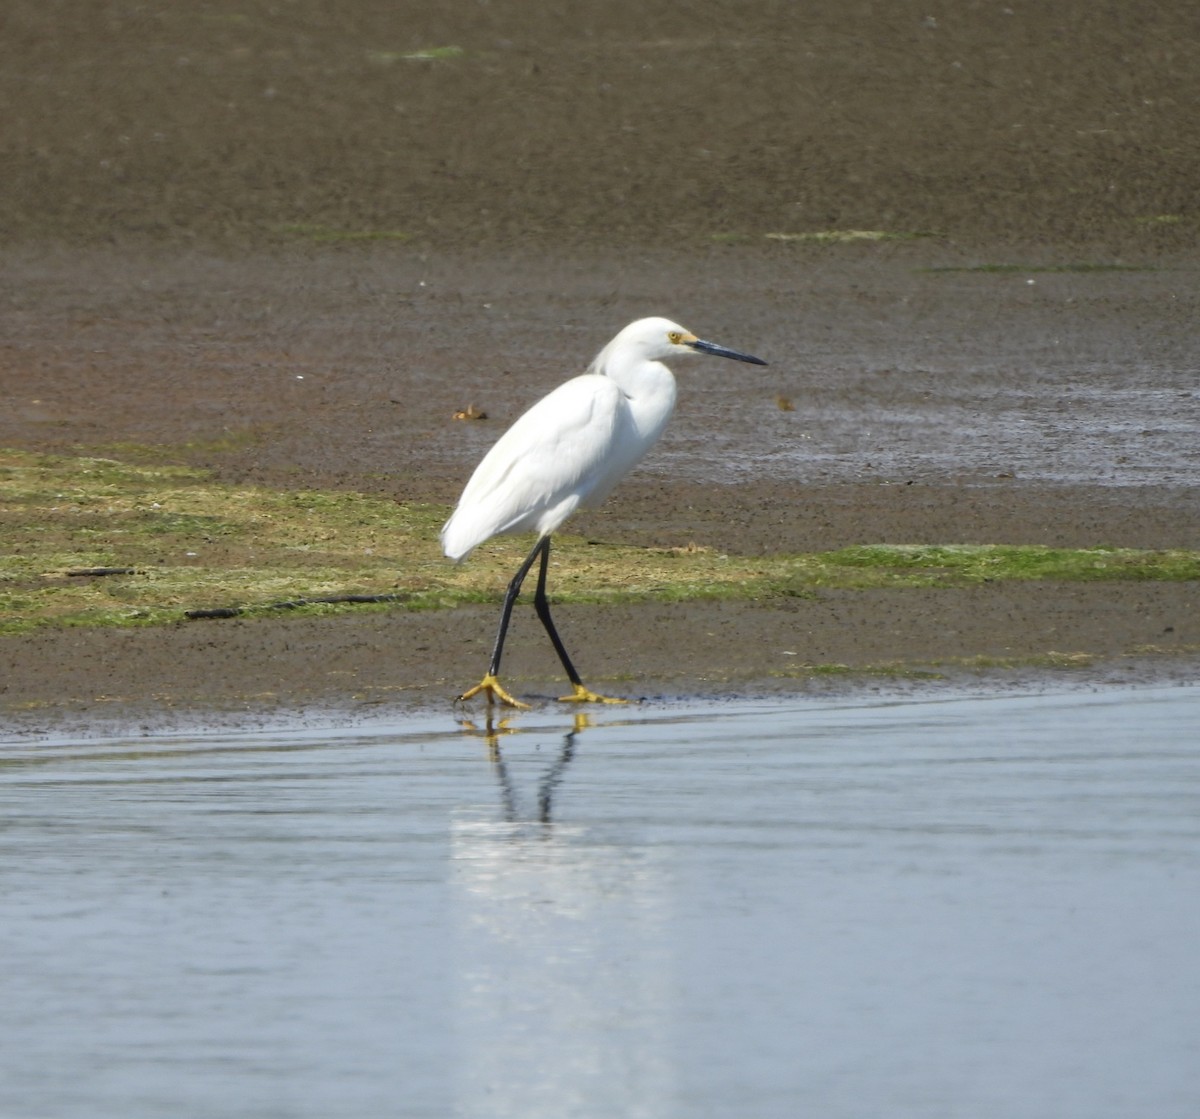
[616,317,768,366]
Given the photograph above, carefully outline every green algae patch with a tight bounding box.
[787,544,1200,588]
[764,230,938,244]
[366,46,465,63]
[2,450,1197,634]
[919,262,1155,274]
[0,450,445,633]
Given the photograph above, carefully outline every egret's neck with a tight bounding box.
[591,349,678,442]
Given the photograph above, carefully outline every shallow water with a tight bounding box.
[662,363,1200,491]
[2,685,1198,1119]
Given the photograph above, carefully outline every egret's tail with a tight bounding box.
[439,512,477,563]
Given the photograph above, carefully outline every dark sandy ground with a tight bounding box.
[2,2,1198,735]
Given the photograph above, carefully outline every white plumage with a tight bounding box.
[442,316,686,560]
[442,316,766,708]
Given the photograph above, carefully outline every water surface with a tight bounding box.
[2,685,1198,1118]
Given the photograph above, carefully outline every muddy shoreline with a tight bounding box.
[3,243,1198,738]
[2,582,1198,741]
[2,2,1198,736]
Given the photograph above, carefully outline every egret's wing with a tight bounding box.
[442,374,625,558]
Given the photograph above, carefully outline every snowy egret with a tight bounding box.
[441,316,767,709]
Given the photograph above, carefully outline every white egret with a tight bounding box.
[441,316,767,708]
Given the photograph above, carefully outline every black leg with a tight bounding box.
[487,535,550,677]
[531,536,585,687]
[532,539,626,705]
[458,533,626,708]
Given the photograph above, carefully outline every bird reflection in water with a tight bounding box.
[456,712,590,825]
[449,711,673,1113]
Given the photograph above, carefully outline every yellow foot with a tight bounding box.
[456,673,531,710]
[557,682,629,705]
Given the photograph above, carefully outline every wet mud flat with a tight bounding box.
[2,245,1198,736]
[2,1,1198,733]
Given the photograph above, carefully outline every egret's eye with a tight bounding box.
[667,331,683,344]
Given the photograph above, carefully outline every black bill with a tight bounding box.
[689,338,768,366]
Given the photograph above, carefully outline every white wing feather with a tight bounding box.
[441,374,631,560]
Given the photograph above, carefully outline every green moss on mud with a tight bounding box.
[2,450,1197,635]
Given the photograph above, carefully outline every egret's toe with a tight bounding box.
[558,683,629,705]
[457,674,532,710]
